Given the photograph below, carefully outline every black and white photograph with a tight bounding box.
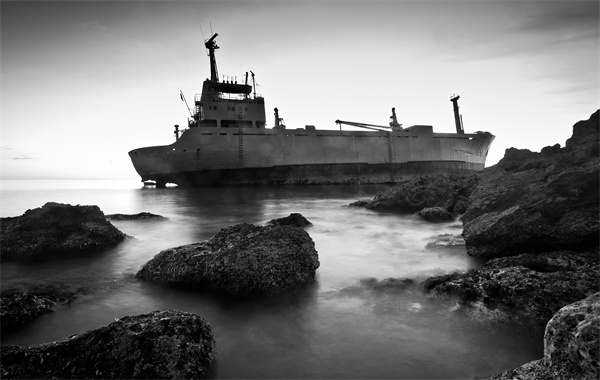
[1,0,598,379]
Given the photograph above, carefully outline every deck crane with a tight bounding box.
[335,120,392,131]
[336,108,403,132]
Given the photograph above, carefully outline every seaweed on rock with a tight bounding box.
[0,310,217,379]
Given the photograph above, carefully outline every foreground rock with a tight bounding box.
[137,223,319,297]
[463,110,599,259]
[105,212,168,221]
[350,173,478,214]
[0,202,126,262]
[543,292,600,379]
[424,249,599,331]
[268,213,312,227]
[488,292,600,380]
[0,309,217,379]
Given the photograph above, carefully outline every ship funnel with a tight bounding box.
[450,94,464,134]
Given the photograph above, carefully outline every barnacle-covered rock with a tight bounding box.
[0,309,217,379]
[137,223,319,297]
[1,202,126,262]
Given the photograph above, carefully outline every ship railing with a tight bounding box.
[195,93,264,103]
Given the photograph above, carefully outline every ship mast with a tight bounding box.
[205,33,219,82]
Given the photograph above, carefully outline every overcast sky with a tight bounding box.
[2,0,598,179]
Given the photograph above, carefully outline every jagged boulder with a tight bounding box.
[423,249,599,331]
[350,174,479,213]
[487,292,600,380]
[463,110,599,259]
[136,223,319,297]
[0,309,217,379]
[268,213,312,227]
[417,206,453,222]
[543,292,600,379]
[0,202,126,262]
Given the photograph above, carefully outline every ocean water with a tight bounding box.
[0,180,542,378]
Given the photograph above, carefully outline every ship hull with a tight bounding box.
[139,161,484,186]
[129,125,494,186]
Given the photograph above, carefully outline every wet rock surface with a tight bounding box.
[105,212,168,221]
[357,277,417,294]
[425,234,465,250]
[0,202,126,262]
[136,223,319,297]
[1,281,108,331]
[544,292,600,379]
[543,292,600,380]
[268,212,312,227]
[417,206,453,222]
[331,277,431,317]
[350,173,479,213]
[0,293,57,330]
[463,110,599,259]
[488,292,600,380]
[424,249,599,332]
[0,309,217,379]
[487,359,550,380]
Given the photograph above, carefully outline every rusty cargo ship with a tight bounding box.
[129,33,495,187]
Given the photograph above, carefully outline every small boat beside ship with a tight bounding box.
[129,33,494,187]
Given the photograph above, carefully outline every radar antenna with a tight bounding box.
[198,23,209,56]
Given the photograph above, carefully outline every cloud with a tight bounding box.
[81,20,107,36]
[12,155,38,160]
[436,1,599,61]
[514,1,599,41]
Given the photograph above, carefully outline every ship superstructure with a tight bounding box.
[189,33,266,130]
[129,33,494,187]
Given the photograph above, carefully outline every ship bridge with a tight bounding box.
[189,34,266,129]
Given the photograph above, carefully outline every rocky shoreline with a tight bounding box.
[105,212,168,221]
[351,172,479,216]
[423,249,598,333]
[353,110,599,378]
[1,111,597,378]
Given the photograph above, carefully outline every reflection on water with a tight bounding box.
[0,181,541,378]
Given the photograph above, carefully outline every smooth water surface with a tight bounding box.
[0,180,542,378]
